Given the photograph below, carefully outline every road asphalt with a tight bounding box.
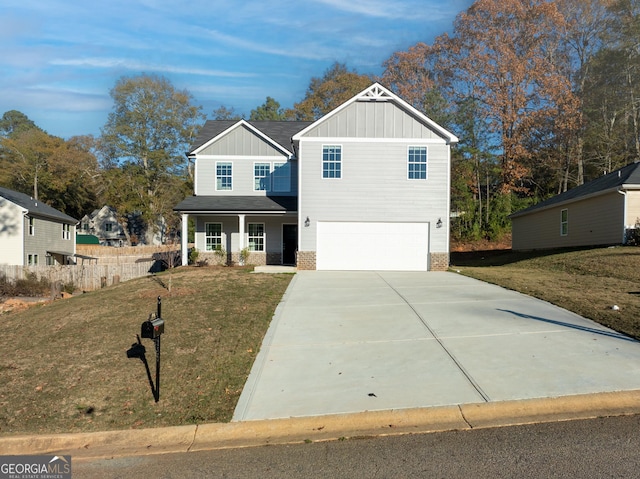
[3,271,640,460]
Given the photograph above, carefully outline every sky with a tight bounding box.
[1,0,474,139]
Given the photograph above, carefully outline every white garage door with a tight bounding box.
[316,221,429,271]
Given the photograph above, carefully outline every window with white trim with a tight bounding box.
[560,209,568,236]
[322,145,341,179]
[216,162,232,190]
[254,163,271,191]
[205,223,223,251]
[248,223,265,251]
[272,162,290,192]
[408,146,427,179]
[28,217,34,236]
[28,254,38,265]
[62,223,71,240]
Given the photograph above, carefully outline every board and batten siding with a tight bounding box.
[195,126,295,196]
[512,191,625,250]
[0,198,25,265]
[298,139,450,254]
[23,216,76,265]
[301,101,442,140]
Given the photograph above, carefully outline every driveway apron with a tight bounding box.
[233,271,640,421]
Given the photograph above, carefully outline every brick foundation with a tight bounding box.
[429,252,449,271]
[296,251,316,270]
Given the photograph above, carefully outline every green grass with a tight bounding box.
[451,246,640,340]
[0,267,292,436]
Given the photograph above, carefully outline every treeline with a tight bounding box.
[0,0,637,243]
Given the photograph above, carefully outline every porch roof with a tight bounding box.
[174,195,297,214]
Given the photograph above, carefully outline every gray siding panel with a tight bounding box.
[512,192,625,250]
[299,141,449,254]
[198,125,284,157]
[302,102,442,140]
[24,216,75,265]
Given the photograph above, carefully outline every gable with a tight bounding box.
[299,100,444,140]
[195,123,288,157]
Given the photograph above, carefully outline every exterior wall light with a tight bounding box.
[304,216,310,227]
[436,218,443,228]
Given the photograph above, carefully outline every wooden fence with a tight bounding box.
[0,263,160,293]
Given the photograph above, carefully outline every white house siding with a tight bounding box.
[0,198,25,265]
[624,190,640,227]
[512,191,625,250]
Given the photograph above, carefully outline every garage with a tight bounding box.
[316,221,430,271]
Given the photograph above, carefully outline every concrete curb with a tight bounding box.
[2,390,640,460]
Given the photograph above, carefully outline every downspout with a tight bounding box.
[618,187,627,244]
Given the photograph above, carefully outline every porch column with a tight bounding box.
[181,213,189,266]
[238,214,246,252]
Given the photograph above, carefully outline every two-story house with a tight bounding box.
[175,83,458,271]
[79,205,130,247]
[0,186,78,266]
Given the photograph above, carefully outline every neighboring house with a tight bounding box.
[174,83,459,271]
[511,162,640,251]
[79,206,129,247]
[0,186,78,266]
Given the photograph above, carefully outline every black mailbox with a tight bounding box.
[141,318,165,339]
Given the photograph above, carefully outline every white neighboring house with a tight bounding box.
[0,186,78,266]
[79,205,129,247]
[175,83,459,271]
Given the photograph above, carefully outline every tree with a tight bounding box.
[212,105,242,120]
[100,74,204,244]
[0,110,41,138]
[249,97,285,121]
[290,62,373,120]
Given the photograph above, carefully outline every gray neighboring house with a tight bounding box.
[511,162,640,250]
[175,83,459,271]
[79,205,129,247]
[0,186,78,266]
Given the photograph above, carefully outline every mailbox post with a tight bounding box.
[139,296,164,402]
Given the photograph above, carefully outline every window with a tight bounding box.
[105,222,113,232]
[408,146,427,179]
[216,162,232,190]
[28,254,38,265]
[28,217,34,236]
[82,222,89,231]
[272,162,290,192]
[561,209,568,236]
[248,223,264,251]
[205,223,222,251]
[254,163,271,191]
[62,223,70,240]
[322,145,342,179]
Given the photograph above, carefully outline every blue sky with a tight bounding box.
[1,0,473,139]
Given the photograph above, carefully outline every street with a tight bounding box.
[75,414,640,478]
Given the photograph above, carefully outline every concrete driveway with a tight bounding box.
[233,271,640,421]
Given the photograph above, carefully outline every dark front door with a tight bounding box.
[282,224,298,265]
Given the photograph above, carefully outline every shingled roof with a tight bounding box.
[0,186,77,223]
[511,162,640,218]
[174,195,297,213]
[189,120,313,155]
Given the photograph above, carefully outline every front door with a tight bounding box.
[282,224,298,265]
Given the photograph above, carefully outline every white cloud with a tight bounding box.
[49,58,256,78]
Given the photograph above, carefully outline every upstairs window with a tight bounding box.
[216,162,233,191]
[322,145,342,179]
[408,146,427,180]
[205,223,222,251]
[272,162,290,192]
[248,223,265,251]
[28,217,35,236]
[560,209,568,236]
[105,222,113,232]
[62,223,71,240]
[254,163,271,191]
